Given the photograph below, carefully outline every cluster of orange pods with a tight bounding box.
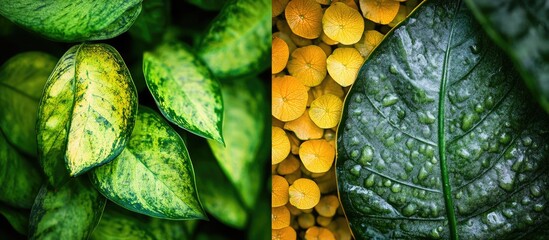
[271,0,422,239]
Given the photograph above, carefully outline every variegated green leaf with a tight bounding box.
[143,41,224,143]
[0,204,29,236]
[0,52,56,155]
[0,131,42,209]
[197,0,270,79]
[207,77,267,208]
[192,145,247,229]
[28,179,106,240]
[37,43,138,186]
[91,204,188,240]
[0,0,142,42]
[90,106,206,220]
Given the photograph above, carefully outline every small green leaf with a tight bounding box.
[28,178,106,240]
[0,204,30,235]
[208,77,267,208]
[465,0,549,113]
[192,145,248,229]
[0,52,57,155]
[90,106,206,220]
[143,41,224,143]
[0,131,42,209]
[128,0,170,44]
[0,0,142,42]
[91,204,189,240]
[185,0,228,11]
[37,43,138,186]
[197,0,270,79]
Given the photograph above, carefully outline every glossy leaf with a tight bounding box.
[207,77,267,208]
[0,0,142,42]
[28,179,106,239]
[143,41,224,143]
[128,0,170,44]
[337,0,549,239]
[37,43,138,186]
[0,204,30,235]
[0,52,56,155]
[91,203,188,240]
[0,131,42,208]
[465,0,549,113]
[197,0,270,79]
[90,106,206,220]
[192,145,248,228]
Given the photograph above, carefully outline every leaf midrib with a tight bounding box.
[437,1,462,240]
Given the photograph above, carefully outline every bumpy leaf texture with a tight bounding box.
[465,0,549,114]
[336,0,549,239]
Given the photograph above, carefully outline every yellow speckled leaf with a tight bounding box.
[37,43,137,186]
[143,41,224,143]
[89,106,206,220]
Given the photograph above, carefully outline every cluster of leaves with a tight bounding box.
[337,0,549,239]
[0,0,270,239]
[271,0,421,239]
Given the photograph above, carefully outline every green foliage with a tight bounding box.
[0,0,142,42]
[465,0,549,114]
[0,0,269,238]
[337,0,549,239]
[90,106,206,220]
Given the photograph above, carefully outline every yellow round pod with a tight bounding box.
[304,226,336,240]
[272,205,291,230]
[287,45,327,87]
[359,0,400,24]
[285,0,323,39]
[299,139,335,173]
[272,226,297,240]
[322,2,364,45]
[326,47,364,87]
[288,178,320,209]
[272,36,290,74]
[272,126,291,165]
[308,94,343,129]
[272,175,290,207]
[272,75,309,122]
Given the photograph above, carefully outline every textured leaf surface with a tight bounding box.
[91,204,188,240]
[0,52,56,155]
[0,0,142,42]
[0,131,41,208]
[37,43,138,185]
[465,0,549,113]
[90,106,206,220]
[197,0,270,79]
[207,77,267,208]
[0,204,30,235]
[337,0,549,239]
[192,145,248,228]
[185,0,227,11]
[143,41,224,143]
[28,179,106,239]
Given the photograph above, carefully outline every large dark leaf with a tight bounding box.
[337,0,549,239]
[464,0,549,114]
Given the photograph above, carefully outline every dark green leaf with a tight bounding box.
[0,0,142,42]
[207,77,267,208]
[247,181,270,240]
[197,0,270,79]
[143,41,224,143]
[192,145,248,229]
[90,106,206,220]
[0,204,30,235]
[91,203,188,240]
[185,0,227,11]
[129,0,170,44]
[465,0,549,114]
[37,43,138,186]
[28,179,106,239]
[0,131,41,209]
[0,52,56,155]
[337,0,549,239]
